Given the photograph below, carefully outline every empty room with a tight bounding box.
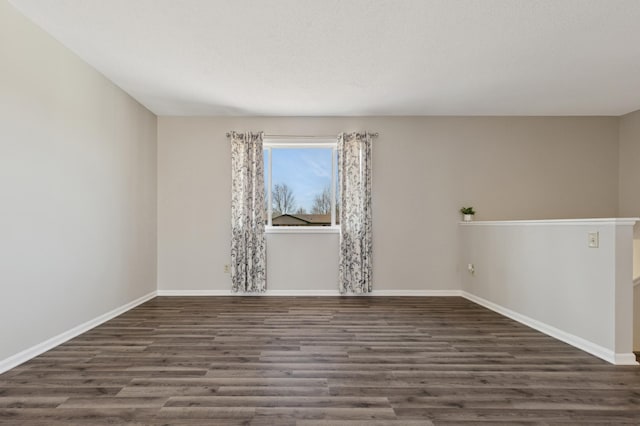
[2,0,640,424]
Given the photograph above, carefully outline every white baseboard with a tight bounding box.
[157,289,340,296]
[261,290,340,296]
[371,289,462,297]
[460,291,638,366]
[0,290,157,374]
[157,289,462,297]
[157,289,237,296]
[614,353,639,365]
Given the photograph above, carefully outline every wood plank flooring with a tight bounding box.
[1,296,640,425]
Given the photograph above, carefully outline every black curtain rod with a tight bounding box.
[225,132,379,138]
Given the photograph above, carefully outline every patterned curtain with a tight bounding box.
[338,132,373,294]
[230,131,266,293]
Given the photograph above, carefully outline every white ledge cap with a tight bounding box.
[459,218,639,226]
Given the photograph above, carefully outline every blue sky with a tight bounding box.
[265,148,333,212]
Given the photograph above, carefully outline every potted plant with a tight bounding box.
[460,206,475,222]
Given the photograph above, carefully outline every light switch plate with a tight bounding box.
[588,232,599,248]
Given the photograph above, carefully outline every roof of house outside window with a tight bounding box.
[271,214,331,226]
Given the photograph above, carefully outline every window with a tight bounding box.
[264,139,339,230]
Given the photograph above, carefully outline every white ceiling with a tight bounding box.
[8,0,640,116]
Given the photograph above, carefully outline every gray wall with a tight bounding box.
[619,109,640,278]
[619,109,640,218]
[0,2,157,362]
[619,109,640,350]
[157,116,619,292]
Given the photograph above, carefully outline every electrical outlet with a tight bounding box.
[224,264,231,273]
[588,232,599,248]
[467,263,475,275]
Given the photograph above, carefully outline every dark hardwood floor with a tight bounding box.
[1,296,640,425]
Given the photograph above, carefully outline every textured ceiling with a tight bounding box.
[8,0,640,116]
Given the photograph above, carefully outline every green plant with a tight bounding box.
[460,206,475,215]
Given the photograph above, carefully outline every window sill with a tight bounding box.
[265,226,340,234]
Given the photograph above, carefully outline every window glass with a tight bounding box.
[264,146,337,227]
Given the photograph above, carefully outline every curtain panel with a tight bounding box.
[338,132,373,294]
[230,131,266,293]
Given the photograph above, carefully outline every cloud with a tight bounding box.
[302,153,331,179]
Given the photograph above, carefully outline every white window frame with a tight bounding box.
[264,138,339,234]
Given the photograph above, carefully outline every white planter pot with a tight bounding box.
[463,214,473,222]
